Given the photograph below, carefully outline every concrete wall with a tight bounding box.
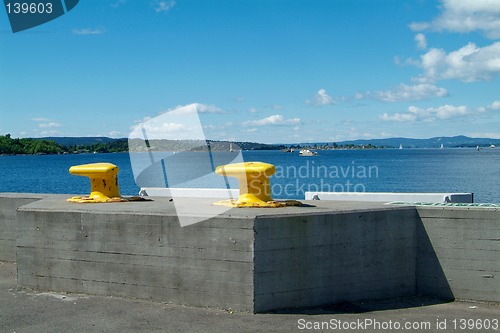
[416,206,500,302]
[16,197,256,312]
[253,208,418,312]
[3,194,499,312]
[0,193,46,261]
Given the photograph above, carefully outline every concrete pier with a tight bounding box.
[1,193,499,313]
[0,193,47,262]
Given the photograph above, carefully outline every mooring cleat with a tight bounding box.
[67,162,123,203]
[214,162,302,208]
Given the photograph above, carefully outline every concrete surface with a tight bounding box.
[1,261,499,333]
[3,193,500,313]
[16,196,417,312]
[253,208,418,311]
[416,206,500,302]
[0,193,48,261]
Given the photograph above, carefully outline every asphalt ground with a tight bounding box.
[1,261,499,333]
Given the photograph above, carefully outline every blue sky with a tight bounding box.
[1,0,499,143]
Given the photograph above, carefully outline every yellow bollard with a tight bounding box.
[67,162,124,203]
[214,162,301,208]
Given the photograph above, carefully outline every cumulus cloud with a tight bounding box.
[489,100,500,110]
[129,103,218,140]
[414,33,427,50]
[109,131,122,138]
[32,118,62,129]
[154,0,176,13]
[166,103,224,115]
[38,122,61,128]
[416,42,500,82]
[378,102,500,123]
[306,89,334,106]
[373,83,448,102]
[379,112,417,122]
[72,27,105,35]
[242,115,301,127]
[195,103,224,113]
[142,122,185,133]
[410,0,500,39]
[39,130,61,136]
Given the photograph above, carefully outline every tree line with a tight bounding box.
[0,134,129,155]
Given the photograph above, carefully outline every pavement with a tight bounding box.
[1,261,499,333]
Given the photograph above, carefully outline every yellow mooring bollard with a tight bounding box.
[67,162,125,203]
[214,162,302,208]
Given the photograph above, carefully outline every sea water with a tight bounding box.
[0,148,499,203]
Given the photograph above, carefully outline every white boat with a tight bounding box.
[299,149,317,156]
[440,144,444,149]
[491,145,496,149]
[399,144,403,150]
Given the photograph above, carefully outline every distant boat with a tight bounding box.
[399,144,403,150]
[440,144,444,149]
[299,149,317,156]
[491,145,496,149]
[229,142,234,152]
[477,145,480,151]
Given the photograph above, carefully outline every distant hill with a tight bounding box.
[37,135,500,149]
[39,137,122,146]
[38,137,282,150]
[319,136,500,148]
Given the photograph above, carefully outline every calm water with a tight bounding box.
[1,149,499,203]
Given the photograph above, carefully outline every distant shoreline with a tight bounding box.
[1,134,499,155]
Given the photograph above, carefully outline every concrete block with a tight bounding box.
[15,197,422,312]
[252,208,418,312]
[0,193,47,261]
[416,206,500,303]
[13,195,500,312]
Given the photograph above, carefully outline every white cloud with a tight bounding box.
[306,88,334,106]
[379,103,490,123]
[31,117,51,122]
[38,122,61,128]
[248,107,257,113]
[354,92,364,100]
[39,130,61,136]
[468,132,500,139]
[195,103,224,113]
[109,131,121,138]
[166,103,224,115]
[373,83,448,102]
[154,0,176,13]
[242,115,301,127]
[111,0,127,8]
[130,119,186,139]
[489,101,500,110]
[410,0,500,39]
[72,27,105,35]
[380,112,417,122]
[415,33,427,50]
[416,42,500,82]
